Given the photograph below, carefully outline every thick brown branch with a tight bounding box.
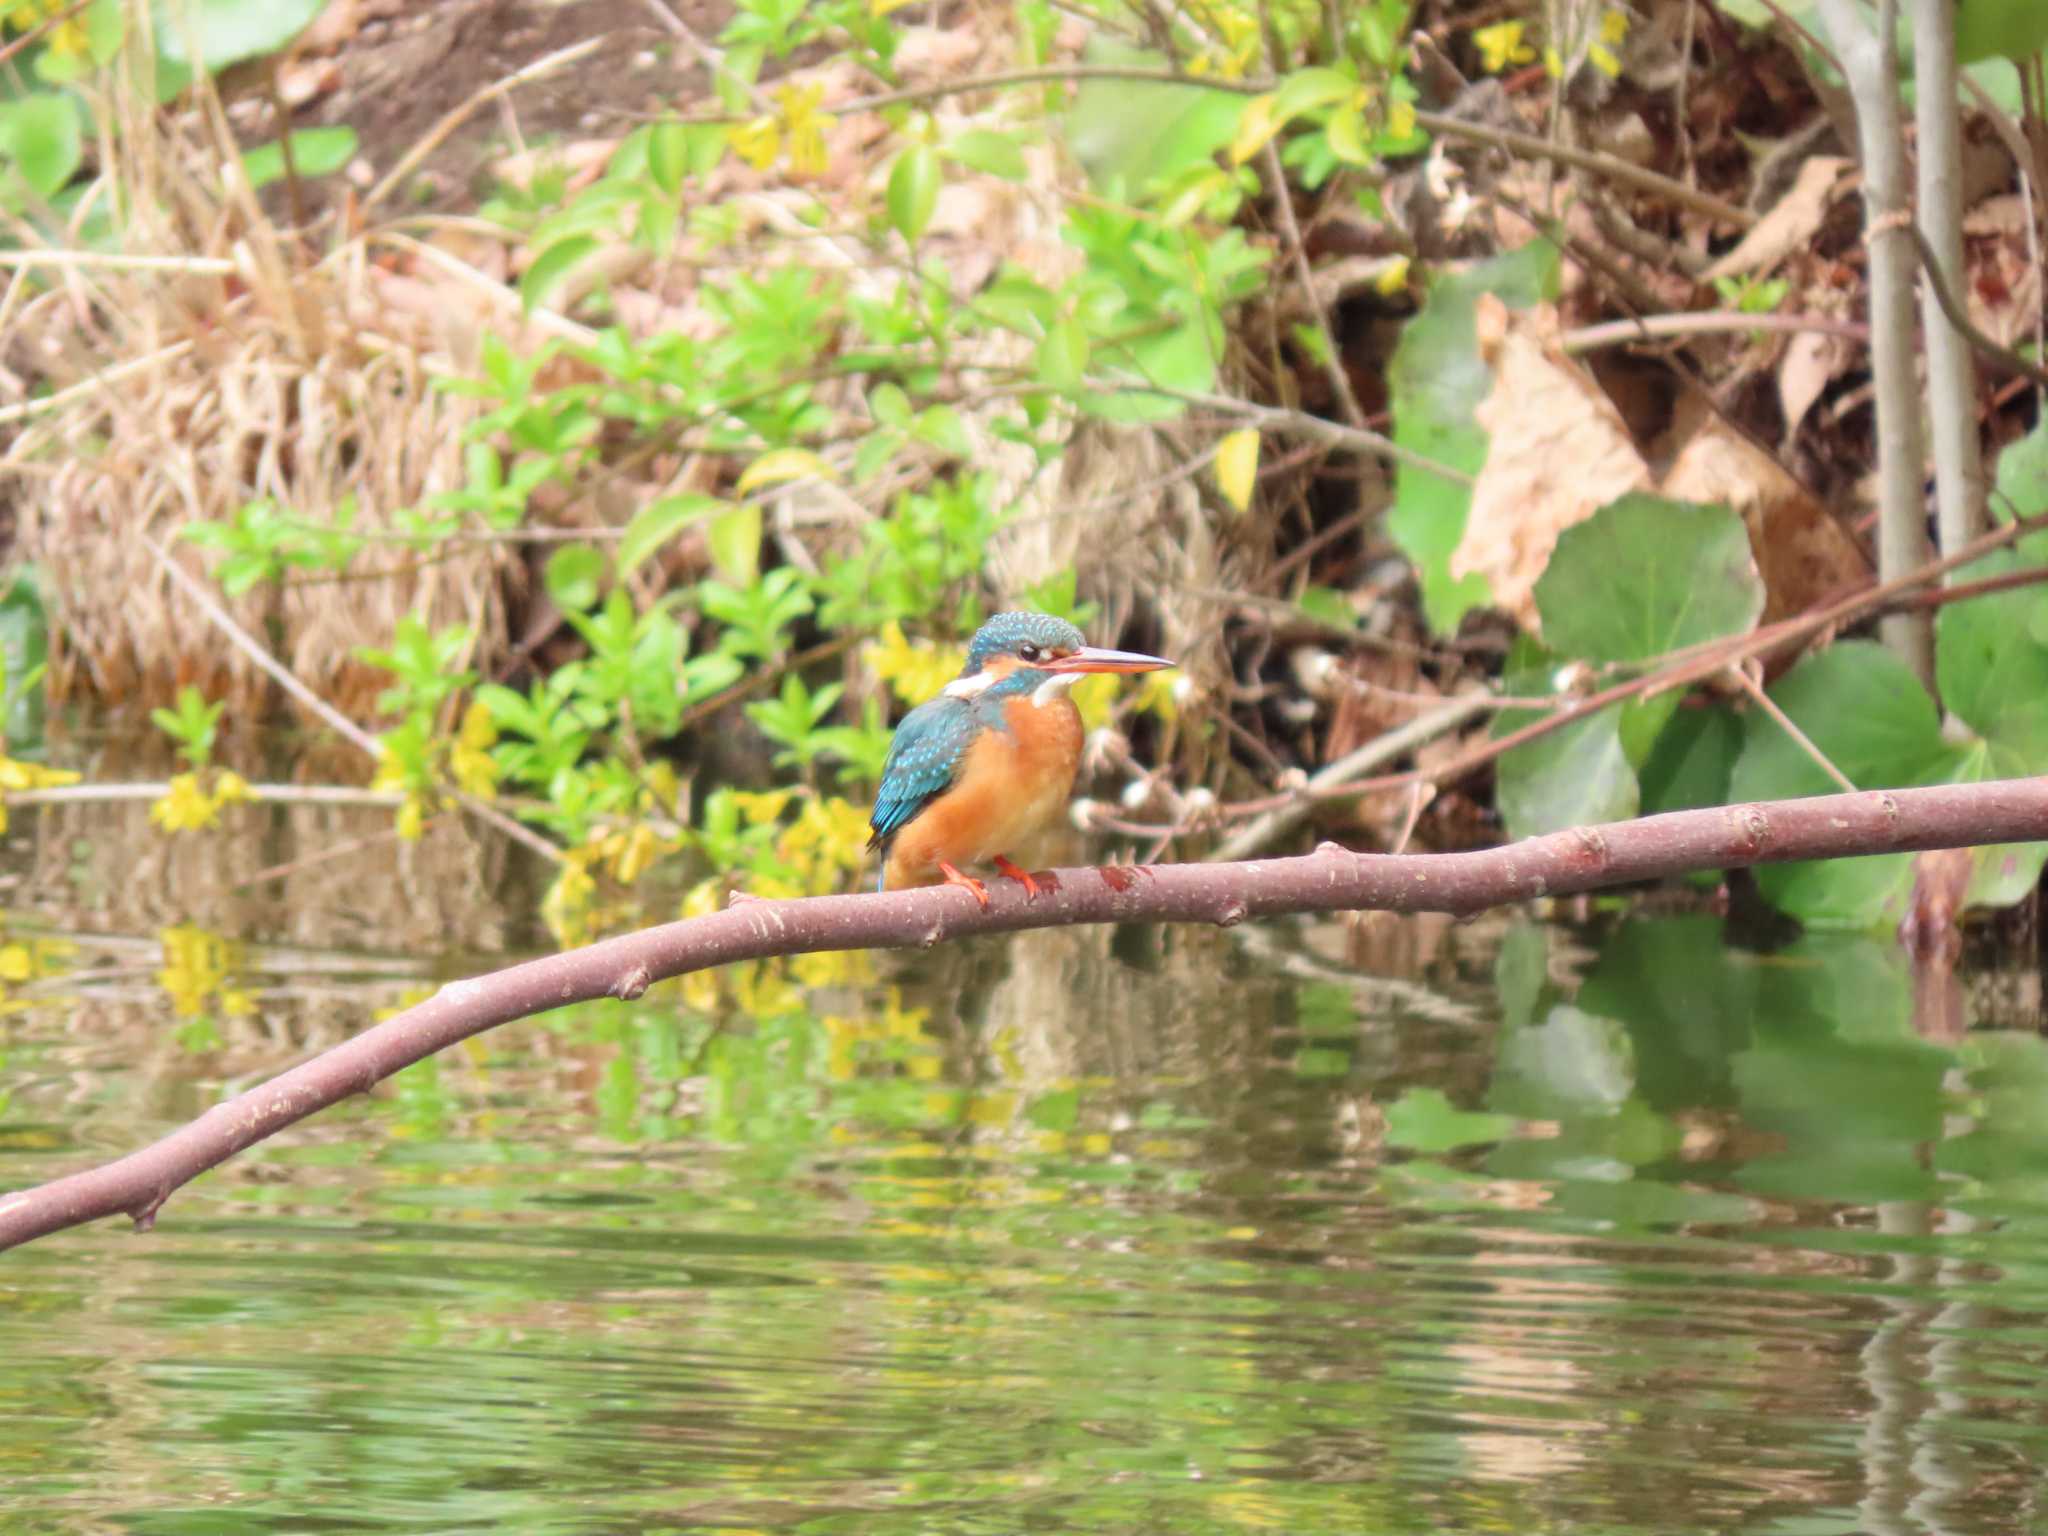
[6,778,2048,1252]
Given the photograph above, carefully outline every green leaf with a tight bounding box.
[1063,40,1244,193]
[1295,585,1357,629]
[1496,703,1638,839]
[1956,0,2048,63]
[1,92,82,198]
[618,495,725,580]
[520,234,598,313]
[707,504,762,586]
[0,567,47,751]
[1326,102,1371,166]
[1383,1086,1518,1154]
[542,545,606,612]
[153,0,327,69]
[648,121,689,195]
[886,144,941,244]
[1730,642,1969,928]
[1937,550,2048,771]
[1636,703,1742,815]
[943,129,1028,181]
[1037,315,1089,390]
[1730,642,1961,802]
[1388,241,1561,633]
[1272,66,1359,123]
[239,126,357,191]
[1534,495,1764,665]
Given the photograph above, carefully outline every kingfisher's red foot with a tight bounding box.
[938,861,991,910]
[993,855,1056,900]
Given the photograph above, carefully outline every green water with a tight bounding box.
[5,885,2048,1533]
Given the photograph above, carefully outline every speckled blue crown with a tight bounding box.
[964,612,1085,674]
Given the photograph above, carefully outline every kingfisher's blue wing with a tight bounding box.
[869,695,976,846]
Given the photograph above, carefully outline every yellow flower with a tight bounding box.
[1474,21,1536,72]
[793,947,873,988]
[541,857,597,946]
[730,789,794,825]
[396,794,426,842]
[779,794,872,890]
[1588,42,1621,76]
[452,701,500,798]
[866,621,964,706]
[1543,45,1565,78]
[1131,666,1180,724]
[213,770,250,805]
[880,987,928,1039]
[1601,8,1631,44]
[1375,254,1412,295]
[641,760,682,816]
[606,822,672,885]
[777,84,832,179]
[731,114,779,171]
[151,772,219,832]
[156,923,241,1018]
[0,756,78,791]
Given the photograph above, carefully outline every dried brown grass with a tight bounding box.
[0,26,509,720]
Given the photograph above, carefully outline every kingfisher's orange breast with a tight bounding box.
[882,692,1084,889]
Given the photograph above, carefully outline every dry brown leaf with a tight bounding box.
[1963,193,2043,349]
[1701,155,1850,283]
[1777,326,1851,440]
[1659,396,1867,623]
[1455,296,1652,631]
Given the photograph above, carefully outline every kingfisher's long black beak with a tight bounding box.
[1042,645,1174,675]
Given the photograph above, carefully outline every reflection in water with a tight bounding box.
[3,888,2048,1533]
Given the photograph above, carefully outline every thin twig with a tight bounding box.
[1260,139,1367,428]
[3,782,403,809]
[633,62,1755,231]
[1562,310,1870,352]
[140,535,566,866]
[362,38,608,214]
[1411,108,1753,230]
[0,250,237,274]
[1157,389,1474,484]
[1725,663,1855,792]
[1207,693,1493,861]
[1906,221,2048,390]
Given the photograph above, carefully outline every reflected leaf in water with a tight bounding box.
[1383,1086,1516,1154]
[1734,934,1950,1204]
[1576,915,1754,1110]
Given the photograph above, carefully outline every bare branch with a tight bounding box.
[8,777,2048,1251]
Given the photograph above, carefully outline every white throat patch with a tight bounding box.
[943,671,997,699]
[1030,672,1083,707]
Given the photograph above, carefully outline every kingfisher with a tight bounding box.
[868,612,1174,906]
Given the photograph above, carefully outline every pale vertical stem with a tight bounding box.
[1914,0,1987,566]
[1818,0,1934,686]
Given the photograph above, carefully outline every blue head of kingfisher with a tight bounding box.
[867,612,1173,907]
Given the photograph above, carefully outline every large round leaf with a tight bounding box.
[1496,703,1638,840]
[1730,642,1971,928]
[1387,241,1560,634]
[1534,494,1764,665]
[155,0,330,69]
[1938,550,2048,772]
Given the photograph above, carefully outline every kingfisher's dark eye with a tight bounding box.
[1019,643,1042,662]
